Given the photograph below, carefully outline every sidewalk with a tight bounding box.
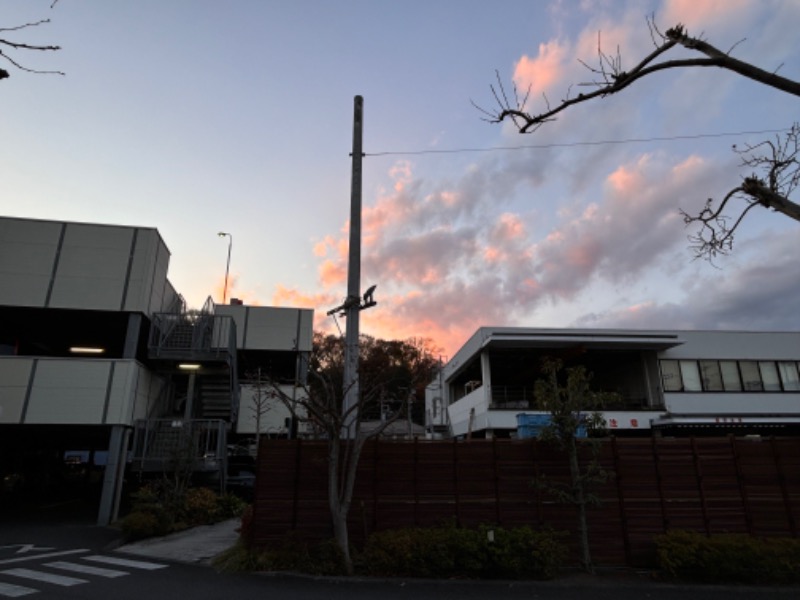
[116,518,240,564]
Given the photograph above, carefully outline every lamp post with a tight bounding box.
[218,232,232,304]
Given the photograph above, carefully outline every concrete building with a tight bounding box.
[0,216,312,523]
[426,327,800,439]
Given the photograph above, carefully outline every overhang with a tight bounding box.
[479,329,684,351]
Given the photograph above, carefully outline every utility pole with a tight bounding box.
[342,95,364,439]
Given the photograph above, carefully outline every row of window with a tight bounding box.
[660,359,800,393]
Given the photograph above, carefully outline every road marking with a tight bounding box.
[2,568,87,586]
[0,546,54,555]
[0,581,38,598]
[0,549,89,566]
[45,561,128,578]
[82,555,168,570]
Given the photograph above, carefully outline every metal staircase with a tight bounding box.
[199,375,235,420]
[131,297,238,483]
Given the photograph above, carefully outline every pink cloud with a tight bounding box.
[513,39,570,99]
[319,259,346,288]
[660,0,752,31]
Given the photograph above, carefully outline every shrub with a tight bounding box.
[182,487,219,525]
[254,533,348,576]
[656,530,800,584]
[121,510,171,540]
[484,526,567,580]
[360,524,566,580]
[216,493,248,521]
[123,482,247,540]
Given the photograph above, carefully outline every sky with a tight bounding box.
[2,0,799,358]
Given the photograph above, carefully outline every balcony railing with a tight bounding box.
[130,418,227,475]
[489,385,660,411]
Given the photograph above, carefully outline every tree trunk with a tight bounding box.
[568,438,593,574]
[328,438,356,574]
[742,179,800,222]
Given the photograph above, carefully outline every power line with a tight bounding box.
[365,128,790,157]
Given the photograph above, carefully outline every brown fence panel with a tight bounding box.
[251,437,800,568]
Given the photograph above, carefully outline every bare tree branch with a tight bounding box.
[1,11,63,81]
[681,124,800,259]
[478,17,800,261]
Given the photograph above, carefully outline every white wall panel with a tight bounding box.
[25,360,111,424]
[49,224,132,310]
[236,383,307,435]
[122,229,156,313]
[104,361,135,425]
[0,219,61,306]
[665,392,800,414]
[661,331,800,360]
[0,358,33,423]
[149,237,172,313]
[217,306,313,351]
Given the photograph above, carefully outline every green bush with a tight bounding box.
[122,482,248,540]
[360,523,566,580]
[121,510,172,540]
[182,487,219,525]
[656,530,800,584]
[253,533,348,576]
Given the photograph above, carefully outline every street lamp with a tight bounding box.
[218,232,232,304]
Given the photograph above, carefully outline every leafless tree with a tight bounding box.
[0,2,63,82]
[265,360,410,575]
[476,17,800,260]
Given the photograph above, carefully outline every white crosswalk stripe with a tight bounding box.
[0,582,38,598]
[45,560,128,578]
[2,568,87,586]
[82,555,168,570]
[0,554,169,597]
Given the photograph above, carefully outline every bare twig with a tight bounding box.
[0,12,63,81]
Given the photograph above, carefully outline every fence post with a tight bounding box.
[611,437,632,565]
[691,437,711,534]
[770,437,797,537]
[651,436,669,533]
[453,439,461,526]
[291,439,302,531]
[492,437,501,524]
[730,435,754,536]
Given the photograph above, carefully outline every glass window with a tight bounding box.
[759,362,781,391]
[778,362,800,391]
[720,361,742,391]
[699,361,723,391]
[660,360,683,392]
[739,361,763,391]
[679,361,702,392]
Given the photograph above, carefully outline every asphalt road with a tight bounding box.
[2,509,799,599]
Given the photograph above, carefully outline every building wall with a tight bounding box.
[438,329,800,438]
[660,331,799,361]
[217,305,314,351]
[236,383,309,437]
[0,357,161,425]
[0,217,172,316]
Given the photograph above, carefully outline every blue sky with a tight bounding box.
[2,0,798,356]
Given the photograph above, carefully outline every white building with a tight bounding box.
[426,327,800,439]
[0,216,312,523]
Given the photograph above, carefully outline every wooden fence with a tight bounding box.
[250,436,800,567]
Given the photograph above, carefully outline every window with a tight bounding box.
[739,361,763,391]
[659,358,799,393]
[660,360,682,391]
[679,361,702,392]
[759,362,782,391]
[699,360,723,391]
[720,361,742,391]
[778,362,800,391]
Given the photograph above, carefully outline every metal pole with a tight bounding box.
[342,95,364,439]
[218,232,232,304]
